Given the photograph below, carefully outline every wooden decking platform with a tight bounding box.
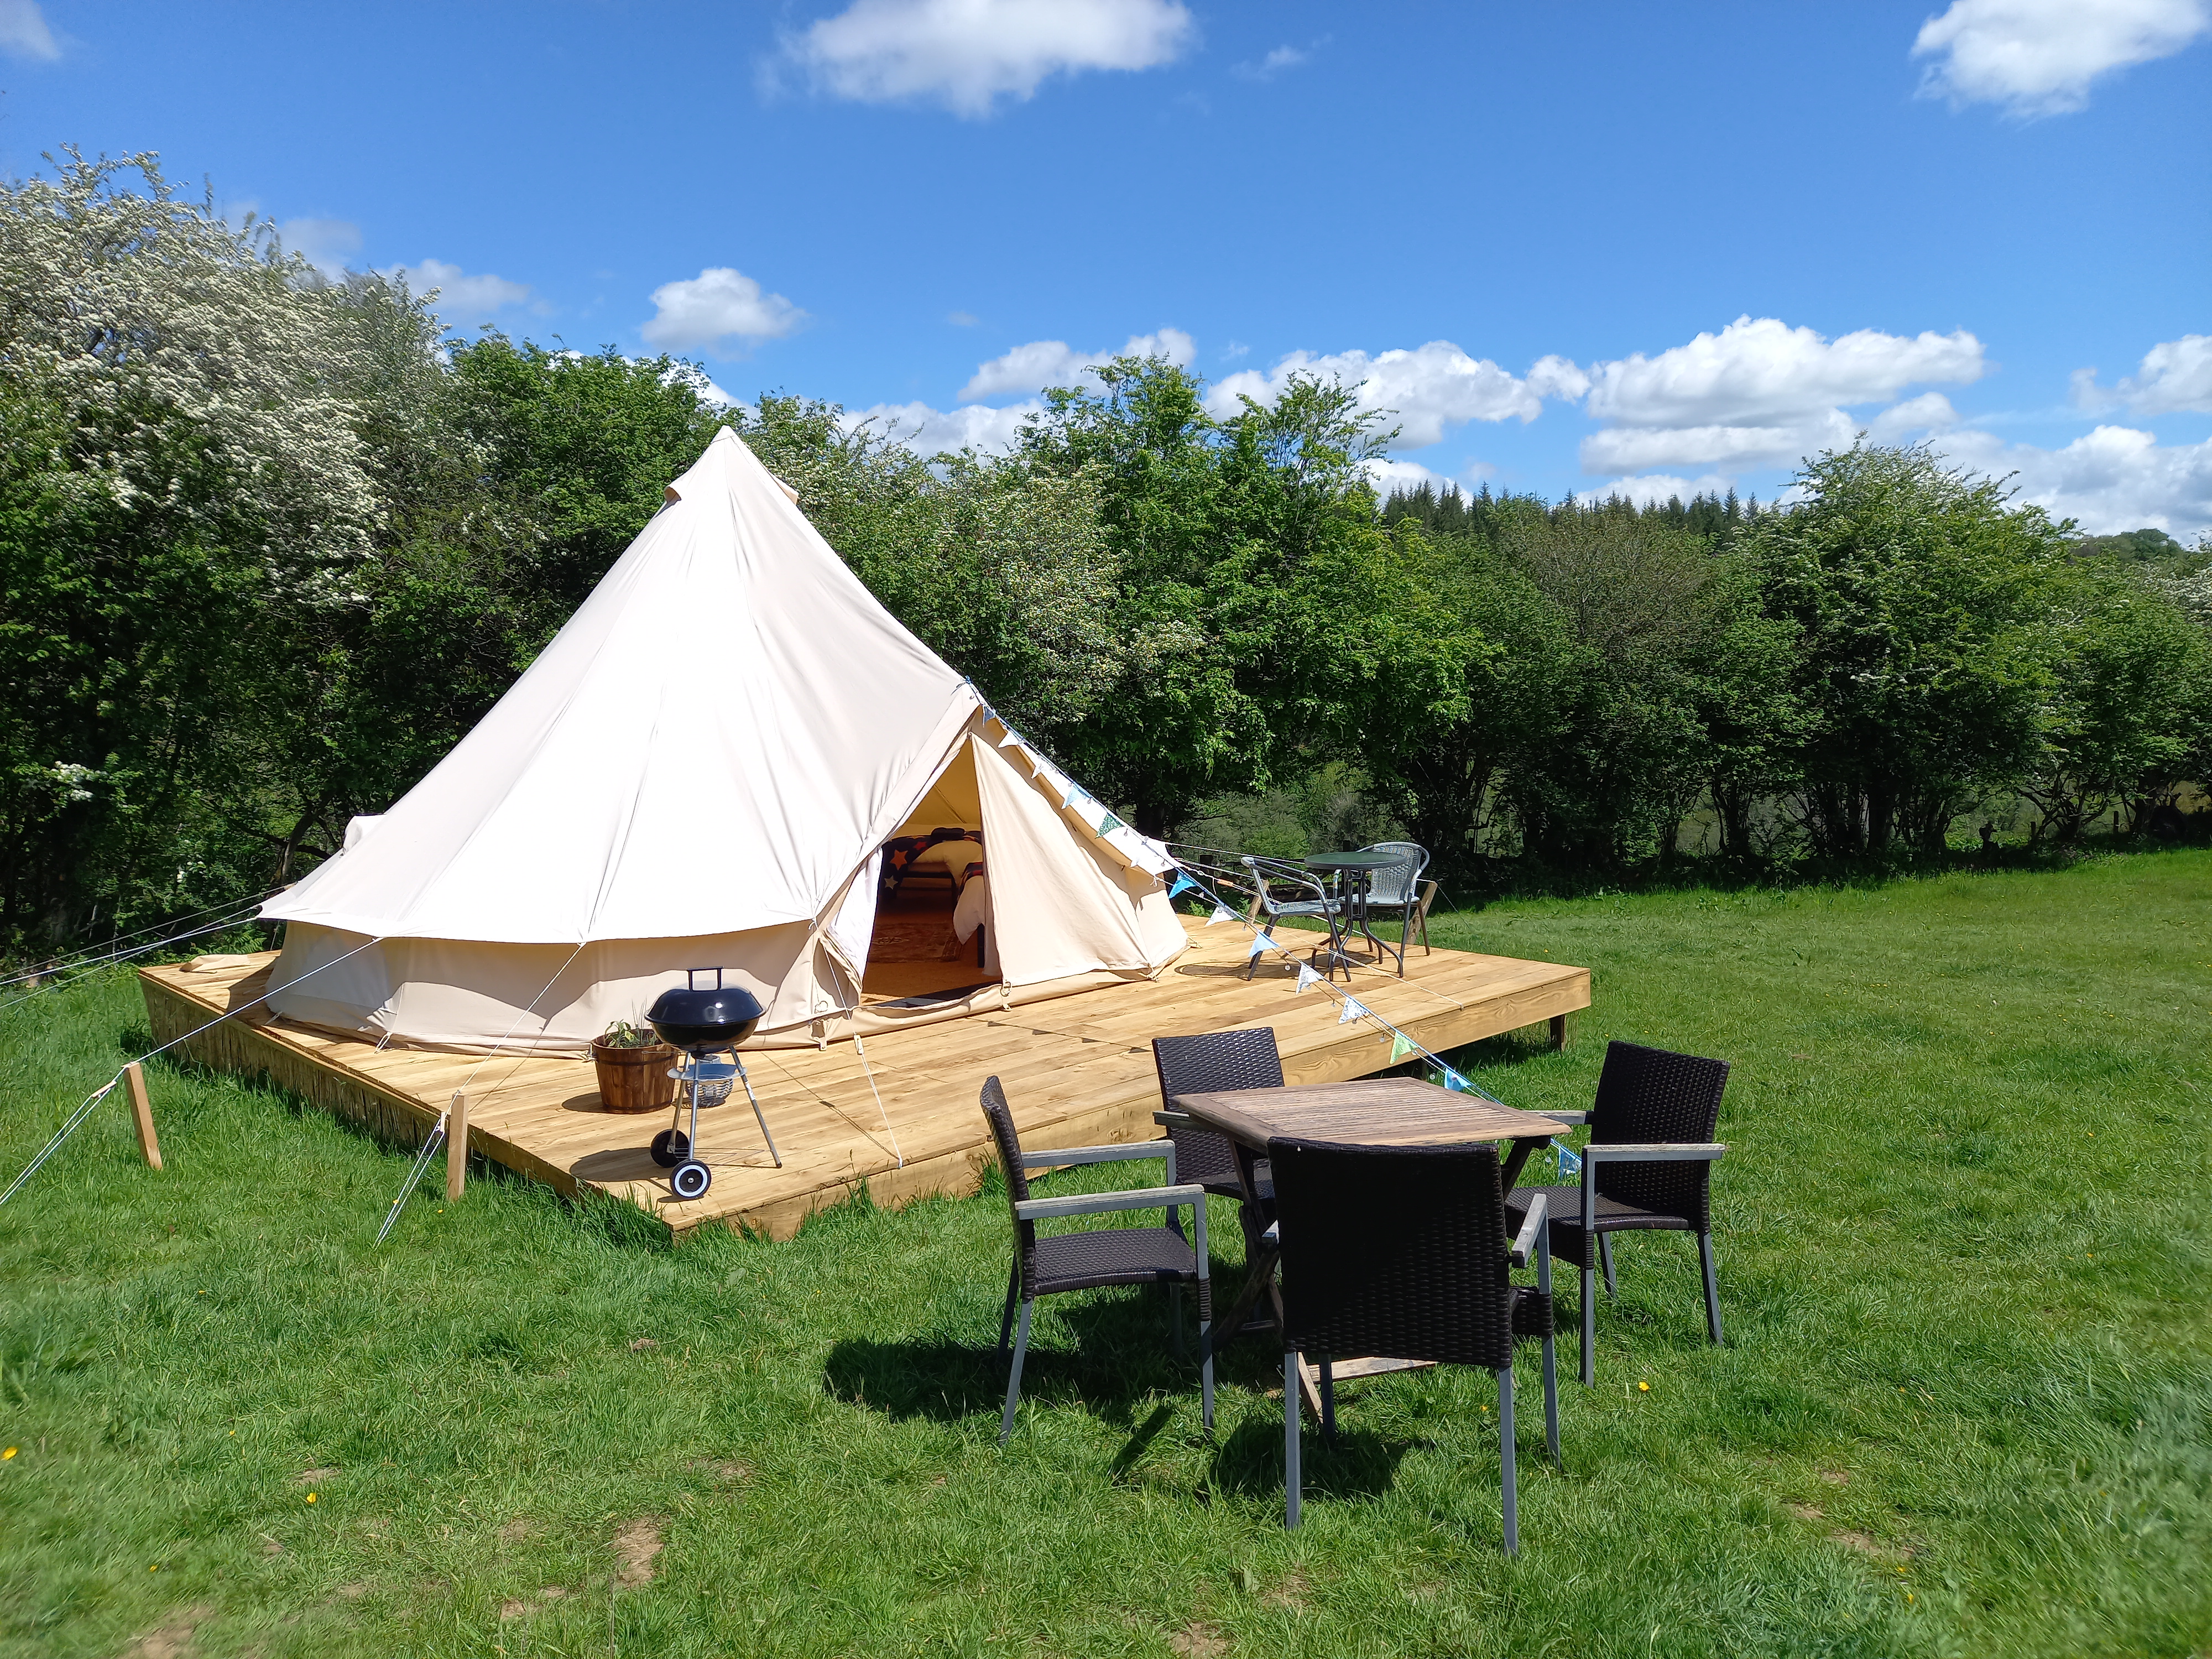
[139,921,1589,1239]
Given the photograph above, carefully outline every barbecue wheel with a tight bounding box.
[670,1159,712,1201]
[650,1128,690,1167]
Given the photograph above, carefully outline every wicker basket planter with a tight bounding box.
[592,1039,679,1113]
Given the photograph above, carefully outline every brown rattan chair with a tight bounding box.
[1504,1040,1729,1386]
[979,1077,1213,1443]
[1269,1135,1557,1551]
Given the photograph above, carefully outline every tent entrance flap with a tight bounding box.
[865,740,995,986]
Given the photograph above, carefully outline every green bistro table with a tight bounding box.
[1303,850,1411,976]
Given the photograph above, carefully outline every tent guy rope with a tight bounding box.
[377,941,587,1243]
[0,932,390,1208]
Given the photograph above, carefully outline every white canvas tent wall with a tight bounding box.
[259,427,1186,1054]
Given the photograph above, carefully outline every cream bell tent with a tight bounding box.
[258,427,1187,1053]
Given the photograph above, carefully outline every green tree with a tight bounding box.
[1494,499,1720,868]
[0,152,384,945]
[1749,444,2071,857]
[2022,560,2210,842]
[1019,357,1395,836]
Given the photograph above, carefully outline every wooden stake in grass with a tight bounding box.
[446,1091,467,1201]
[123,1063,162,1171]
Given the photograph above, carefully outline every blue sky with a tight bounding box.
[5,0,2208,533]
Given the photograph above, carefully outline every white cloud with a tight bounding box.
[1233,43,1310,81]
[1912,0,2209,116]
[850,398,1042,455]
[383,258,535,324]
[1574,473,1738,508]
[0,0,58,60]
[1938,424,2212,536]
[278,217,363,278]
[1557,315,1986,475]
[1527,354,1591,402]
[946,309,980,326]
[959,327,1193,400]
[1867,391,1960,442]
[779,0,1194,118]
[1577,316,1986,428]
[1209,341,1541,447]
[1581,412,1860,476]
[640,267,806,352]
[2071,333,2212,416]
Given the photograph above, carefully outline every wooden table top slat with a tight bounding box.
[1168,1077,1569,1149]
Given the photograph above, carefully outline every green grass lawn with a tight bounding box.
[2,851,2206,1658]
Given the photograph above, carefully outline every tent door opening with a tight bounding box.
[862,740,998,1002]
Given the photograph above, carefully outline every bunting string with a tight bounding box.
[1159,855,1510,1110]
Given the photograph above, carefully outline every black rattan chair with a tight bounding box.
[1151,1029,1286,1335]
[1270,1135,1557,1551]
[979,1077,1213,1443]
[1149,1027,1285,1204]
[1504,1040,1729,1386]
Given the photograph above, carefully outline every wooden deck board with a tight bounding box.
[139,918,1589,1239]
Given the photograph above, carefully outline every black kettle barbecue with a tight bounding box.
[644,968,780,1199]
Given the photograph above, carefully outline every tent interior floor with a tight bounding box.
[138,919,1590,1240]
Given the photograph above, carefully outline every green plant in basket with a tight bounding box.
[597,1018,660,1050]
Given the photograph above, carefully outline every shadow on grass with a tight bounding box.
[821,1283,1297,1426]
[1206,1411,1412,1505]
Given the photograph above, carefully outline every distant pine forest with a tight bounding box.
[4,155,2207,960]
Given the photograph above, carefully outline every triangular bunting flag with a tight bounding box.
[999,727,1024,748]
[1441,1069,1469,1093]
[1557,1144,1583,1178]
[1098,811,1123,836]
[1061,789,1081,810]
[1294,963,1319,993]
[1390,1032,1415,1062]
[1168,872,1198,899]
[1337,997,1366,1025]
[1207,904,1235,925]
[1246,932,1275,959]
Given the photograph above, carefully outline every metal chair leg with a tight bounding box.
[1581,1264,1596,1386]
[1600,1234,1616,1298]
[1283,1349,1302,1529]
[998,1299,1033,1444]
[1536,1223,1559,1465]
[1498,1365,1519,1556]
[1699,1231,1724,1344]
[1198,1309,1214,1433]
[997,1257,1019,1358]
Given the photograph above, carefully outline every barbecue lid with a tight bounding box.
[647,968,764,1051]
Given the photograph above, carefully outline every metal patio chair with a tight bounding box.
[1269,1135,1558,1552]
[979,1077,1213,1443]
[1504,1040,1729,1386]
[1358,841,1436,969]
[1238,855,1349,981]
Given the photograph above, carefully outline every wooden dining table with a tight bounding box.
[1167,1076,1574,1404]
